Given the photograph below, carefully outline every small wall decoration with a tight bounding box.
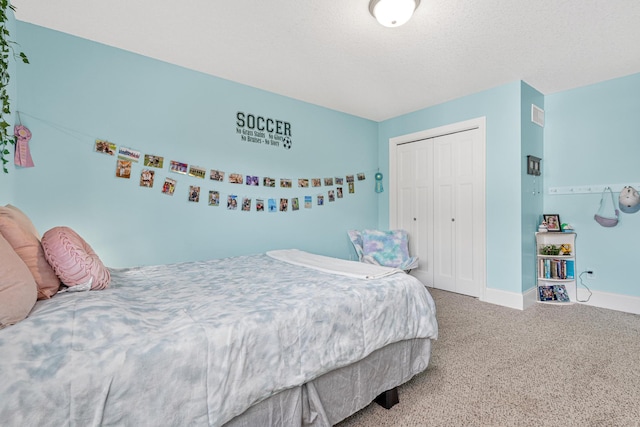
[235,111,293,149]
[140,169,155,187]
[263,177,275,187]
[292,197,299,211]
[527,155,541,176]
[256,199,265,211]
[242,197,251,211]
[245,175,259,186]
[304,196,312,208]
[188,165,206,179]
[268,199,277,212]
[14,125,34,168]
[227,194,238,209]
[95,139,116,155]
[188,186,200,202]
[210,170,225,181]
[208,191,220,206]
[144,154,164,168]
[229,173,243,184]
[543,214,561,232]
[279,198,288,212]
[324,178,334,186]
[317,195,324,206]
[170,161,188,174]
[298,179,309,188]
[118,147,140,163]
[162,178,176,195]
[280,179,292,188]
[375,172,383,193]
[312,178,321,187]
[116,159,132,179]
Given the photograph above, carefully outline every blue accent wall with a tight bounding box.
[520,82,544,292]
[10,23,379,267]
[7,17,640,305]
[544,73,640,297]
[377,82,525,294]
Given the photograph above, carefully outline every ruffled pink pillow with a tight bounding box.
[41,227,110,290]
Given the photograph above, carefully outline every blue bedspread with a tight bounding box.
[0,252,437,426]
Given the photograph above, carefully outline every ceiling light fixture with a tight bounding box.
[369,0,421,28]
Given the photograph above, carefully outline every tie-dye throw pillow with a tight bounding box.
[361,229,410,268]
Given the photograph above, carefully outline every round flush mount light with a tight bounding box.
[369,0,421,28]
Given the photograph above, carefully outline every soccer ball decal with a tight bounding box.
[282,136,292,150]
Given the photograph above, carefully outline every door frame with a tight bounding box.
[389,117,487,299]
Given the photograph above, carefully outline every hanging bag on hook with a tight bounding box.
[594,187,619,227]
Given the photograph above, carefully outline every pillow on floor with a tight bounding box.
[41,226,110,291]
[0,216,61,299]
[361,229,410,268]
[0,234,38,329]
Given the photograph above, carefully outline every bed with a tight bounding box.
[0,248,438,426]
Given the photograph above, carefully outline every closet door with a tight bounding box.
[433,130,484,297]
[391,118,485,298]
[396,140,433,286]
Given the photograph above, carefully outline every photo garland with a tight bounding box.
[95,139,368,213]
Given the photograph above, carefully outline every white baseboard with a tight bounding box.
[481,286,640,315]
[481,287,528,310]
[576,288,640,315]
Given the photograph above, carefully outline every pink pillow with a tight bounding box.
[41,227,110,290]
[0,204,41,240]
[0,217,61,300]
[0,234,38,328]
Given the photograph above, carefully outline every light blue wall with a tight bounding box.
[377,82,524,294]
[11,22,379,267]
[11,19,639,302]
[544,72,640,297]
[520,82,544,292]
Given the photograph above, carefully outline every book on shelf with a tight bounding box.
[538,284,570,302]
[538,258,575,280]
[553,284,570,302]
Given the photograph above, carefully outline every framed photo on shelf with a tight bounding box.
[543,214,561,232]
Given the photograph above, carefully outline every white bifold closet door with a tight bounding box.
[393,124,485,298]
[396,139,434,287]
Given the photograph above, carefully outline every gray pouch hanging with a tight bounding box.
[594,187,619,227]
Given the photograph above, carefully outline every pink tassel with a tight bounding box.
[14,125,35,168]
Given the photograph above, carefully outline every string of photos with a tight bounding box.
[96,139,368,213]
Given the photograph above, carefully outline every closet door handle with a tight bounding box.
[451,218,455,222]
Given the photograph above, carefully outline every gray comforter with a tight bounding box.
[0,252,437,426]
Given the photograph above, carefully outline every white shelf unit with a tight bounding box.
[535,232,576,304]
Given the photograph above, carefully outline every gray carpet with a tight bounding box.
[338,288,640,427]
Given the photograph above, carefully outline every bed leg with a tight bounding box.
[374,387,399,409]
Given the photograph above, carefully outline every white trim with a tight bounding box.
[481,287,525,311]
[549,182,640,195]
[389,117,487,300]
[485,287,640,315]
[522,286,538,309]
[576,288,640,315]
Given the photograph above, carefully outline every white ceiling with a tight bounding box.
[12,0,640,122]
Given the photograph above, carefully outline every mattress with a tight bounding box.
[0,251,437,426]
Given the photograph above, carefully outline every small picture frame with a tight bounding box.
[543,214,561,232]
[527,155,541,176]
